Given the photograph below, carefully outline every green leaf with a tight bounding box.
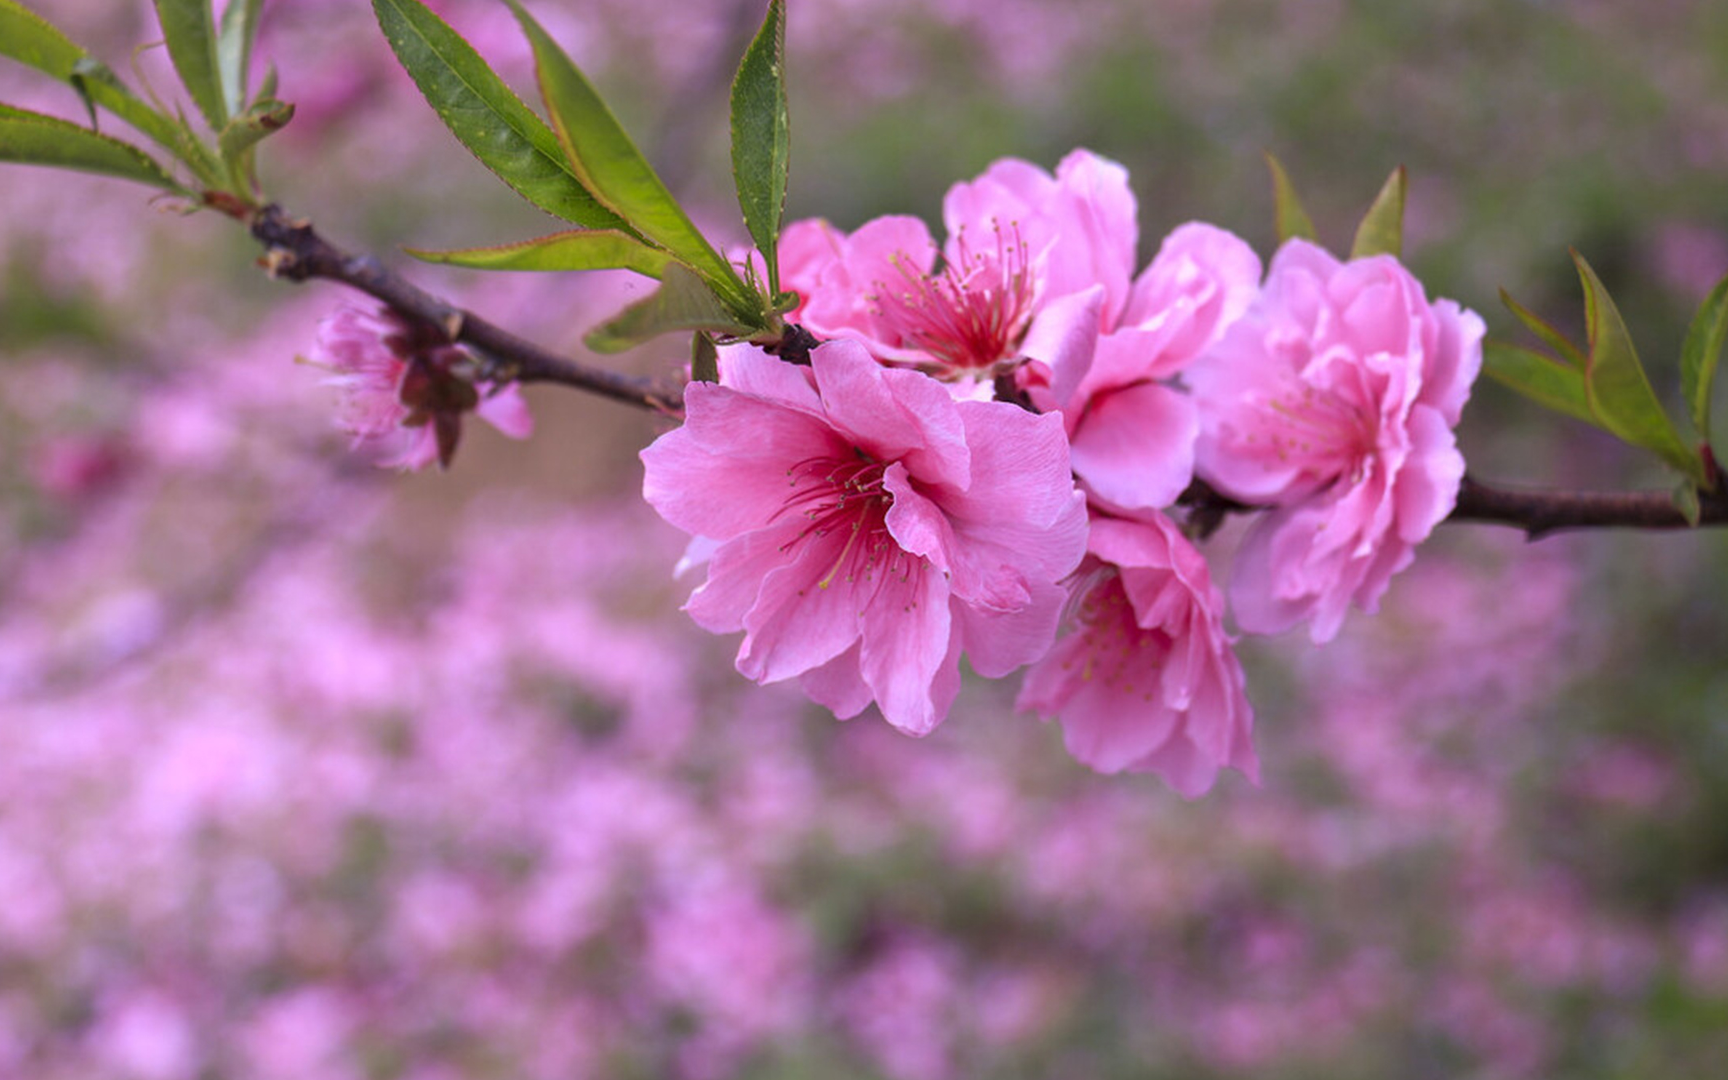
[1673,477,1703,527]
[1573,250,1705,481]
[1481,340,1599,426]
[1500,287,1587,370]
[585,263,758,354]
[730,0,789,296]
[216,97,291,162]
[0,3,190,156]
[1264,152,1317,245]
[0,106,184,190]
[1680,271,1728,447]
[1349,165,1406,260]
[256,62,278,102]
[505,0,756,317]
[153,0,228,129]
[0,0,83,75]
[691,330,719,384]
[371,0,627,232]
[405,229,676,277]
[216,0,264,114]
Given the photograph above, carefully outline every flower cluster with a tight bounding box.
[641,149,1483,795]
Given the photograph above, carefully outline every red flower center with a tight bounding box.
[775,451,905,590]
[871,223,1034,374]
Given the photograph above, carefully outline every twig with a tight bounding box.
[1448,475,1728,538]
[1179,474,1728,539]
[246,205,685,414]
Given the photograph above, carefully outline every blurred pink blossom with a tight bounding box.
[28,435,129,501]
[306,304,532,470]
[1189,239,1484,641]
[836,935,962,1080]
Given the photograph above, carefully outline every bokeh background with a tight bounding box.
[3,1,1728,1076]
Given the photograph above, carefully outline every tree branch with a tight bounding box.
[1180,475,1728,539]
[246,205,684,414]
[1448,475,1728,537]
[241,206,1728,539]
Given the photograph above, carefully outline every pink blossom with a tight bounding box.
[1019,222,1262,510]
[1018,509,1257,796]
[640,340,1087,735]
[1187,239,1483,642]
[942,148,1140,320]
[777,150,1139,384]
[306,304,533,470]
[777,213,1036,380]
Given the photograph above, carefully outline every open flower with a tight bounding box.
[307,304,532,470]
[776,150,1138,388]
[1187,240,1484,642]
[1017,509,1257,796]
[641,340,1088,735]
[1018,222,1262,511]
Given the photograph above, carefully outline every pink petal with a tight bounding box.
[883,463,957,579]
[378,426,440,472]
[798,643,873,719]
[1123,222,1263,362]
[943,404,1088,604]
[1068,382,1197,512]
[954,579,1068,678]
[1394,405,1463,543]
[718,346,822,411]
[811,341,971,489]
[686,529,793,635]
[736,528,873,683]
[641,383,844,541]
[475,384,533,440]
[1019,286,1104,409]
[858,564,953,736]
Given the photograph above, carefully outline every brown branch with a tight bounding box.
[1448,475,1728,538]
[1180,474,1728,539]
[246,205,684,414]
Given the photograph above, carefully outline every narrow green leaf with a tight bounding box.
[1264,152,1317,245]
[691,331,719,384]
[216,0,264,114]
[216,97,291,162]
[1573,251,1705,480]
[731,0,789,296]
[505,0,755,316]
[405,229,676,277]
[372,0,627,232]
[72,59,215,179]
[1500,287,1587,370]
[1673,478,1703,527]
[585,264,758,354]
[1481,340,1599,426]
[1349,165,1406,260]
[1680,272,1728,445]
[153,0,228,129]
[0,107,184,190]
[0,2,187,154]
[0,0,83,74]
